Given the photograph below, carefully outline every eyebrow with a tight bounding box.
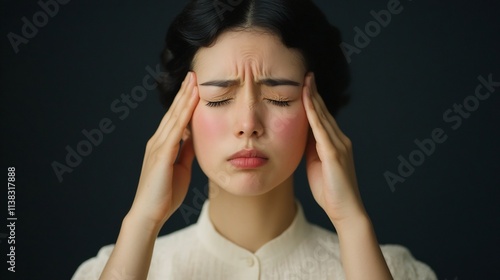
[200,78,301,87]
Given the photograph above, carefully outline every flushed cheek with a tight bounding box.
[192,108,227,147]
[267,111,308,161]
[268,109,308,142]
[192,107,235,186]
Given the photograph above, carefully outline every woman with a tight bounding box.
[73,0,436,279]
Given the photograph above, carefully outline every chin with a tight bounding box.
[212,173,280,197]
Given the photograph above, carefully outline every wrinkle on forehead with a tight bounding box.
[239,51,268,81]
[192,29,306,81]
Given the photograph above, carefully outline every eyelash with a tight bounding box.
[206,100,231,107]
[206,99,290,107]
[267,99,290,107]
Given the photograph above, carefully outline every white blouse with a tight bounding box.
[73,201,437,279]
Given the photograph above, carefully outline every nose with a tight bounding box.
[233,84,264,138]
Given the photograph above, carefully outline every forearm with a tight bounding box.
[334,215,393,280]
[99,214,161,280]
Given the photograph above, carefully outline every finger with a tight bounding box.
[309,87,341,147]
[156,73,198,146]
[303,74,344,152]
[156,72,196,140]
[309,74,336,125]
[307,74,352,156]
[152,72,193,139]
[309,74,351,148]
[158,85,199,155]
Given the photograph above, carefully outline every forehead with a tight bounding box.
[192,29,305,75]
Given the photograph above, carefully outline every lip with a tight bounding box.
[228,149,268,168]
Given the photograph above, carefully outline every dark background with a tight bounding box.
[1,0,499,279]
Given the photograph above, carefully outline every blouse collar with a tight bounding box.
[196,199,312,267]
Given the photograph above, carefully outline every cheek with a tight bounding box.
[191,106,232,181]
[192,106,227,150]
[268,108,309,146]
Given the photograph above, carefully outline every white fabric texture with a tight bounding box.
[73,201,437,280]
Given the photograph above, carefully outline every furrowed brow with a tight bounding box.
[258,78,301,86]
[199,78,301,87]
[200,80,239,87]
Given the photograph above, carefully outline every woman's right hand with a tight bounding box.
[127,72,199,230]
[99,72,199,279]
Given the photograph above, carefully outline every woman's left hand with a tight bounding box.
[303,74,393,279]
[302,73,367,225]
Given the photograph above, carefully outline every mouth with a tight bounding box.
[228,149,269,168]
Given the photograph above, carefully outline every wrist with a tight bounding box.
[122,211,164,237]
[329,209,372,234]
[330,211,392,280]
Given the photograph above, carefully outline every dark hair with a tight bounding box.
[158,0,350,116]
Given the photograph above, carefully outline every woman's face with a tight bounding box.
[191,29,309,196]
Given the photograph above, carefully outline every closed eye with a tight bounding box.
[266,99,290,107]
[206,99,290,107]
[206,99,232,107]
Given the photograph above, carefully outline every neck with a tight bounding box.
[208,176,297,253]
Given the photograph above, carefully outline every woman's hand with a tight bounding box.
[127,71,199,230]
[302,73,393,280]
[100,72,200,280]
[302,73,366,225]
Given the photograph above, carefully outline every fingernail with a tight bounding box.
[187,72,192,83]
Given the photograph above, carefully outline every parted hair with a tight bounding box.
[158,0,350,116]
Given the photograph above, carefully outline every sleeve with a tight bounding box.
[380,244,437,280]
[72,244,115,280]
